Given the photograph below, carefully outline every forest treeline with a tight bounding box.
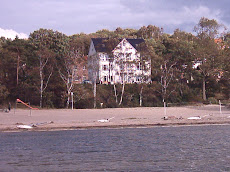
[0,17,230,108]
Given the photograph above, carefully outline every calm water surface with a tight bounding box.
[1,125,230,172]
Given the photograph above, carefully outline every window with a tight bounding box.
[103,65,107,70]
[82,76,86,81]
[74,76,79,81]
[126,53,131,60]
[83,66,86,70]
[104,76,107,82]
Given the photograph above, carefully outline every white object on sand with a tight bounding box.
[98,117,114,123]
[17,125,33,129]
[187,116,201,120]
[16,121,53,129]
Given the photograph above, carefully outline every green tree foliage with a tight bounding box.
[0,37,37,103]
[194,17,221,39]
[0,17,229,108]
[193,17,223,101]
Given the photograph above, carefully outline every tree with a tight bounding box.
[56,35,87,108]
[29,29,57,107]
[149,32,195,106]
[103,38,128,106]
[193,17,223,100]
[194,17,221,40]
[220,36,230,99]
[136,41,151,106]
[0,37,36,103]
[137,25,163,40]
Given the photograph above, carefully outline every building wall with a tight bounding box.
[88,41,98,82]
[88,38,151,84]
[111,38,151,84]
[73,56,88,84]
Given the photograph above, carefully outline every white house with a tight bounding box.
[88,38,151,84]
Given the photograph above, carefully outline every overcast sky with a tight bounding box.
[0,0,230,39]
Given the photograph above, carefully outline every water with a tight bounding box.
[1,125,230,172]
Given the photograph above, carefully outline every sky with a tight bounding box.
[0,0,230,39]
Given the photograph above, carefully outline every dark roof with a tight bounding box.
[91,38,145,52]
[91,38,108,52]
[126,38,145,50]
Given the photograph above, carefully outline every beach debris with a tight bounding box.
[16,99,39,110]
[16,121,54,129]
[31,121,54,127]
[162,116,183,120]
[98,117,114,123]
[17,125,33,129]
[187,116,201,120]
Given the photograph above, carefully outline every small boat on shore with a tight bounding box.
[98,117,114,123]
[16,121,53,129]
[17,125,33,129]
[187,116,201,120]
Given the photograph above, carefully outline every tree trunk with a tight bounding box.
[119,82,125,106]
[16,54,20,86]
[66,90,70,109]
[163,99,167,116]
[40,65,43,108]
[203,78,207,101]
[139,85,143,106]
[114,84,118,103]
[93,78,96,108]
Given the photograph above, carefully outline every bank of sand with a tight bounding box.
[0,105,230,132]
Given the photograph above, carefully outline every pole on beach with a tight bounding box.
[71,92,74,110]
[163,99,167,116]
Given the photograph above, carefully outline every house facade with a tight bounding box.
[72,56,88,84]
[88,38,151,84]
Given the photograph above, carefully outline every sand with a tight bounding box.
[0,105,230,132]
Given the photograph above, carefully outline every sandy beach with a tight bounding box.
[0,105,230,132]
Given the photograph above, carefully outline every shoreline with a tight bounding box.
[0,105,230,132]
[2,121,230,133]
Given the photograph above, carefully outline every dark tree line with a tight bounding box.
[0,17,229,108]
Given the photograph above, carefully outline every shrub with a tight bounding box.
[207,97,218,104]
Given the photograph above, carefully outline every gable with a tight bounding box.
[88,40,96,56]
[113,38,137,53]
[90,38,145,53]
